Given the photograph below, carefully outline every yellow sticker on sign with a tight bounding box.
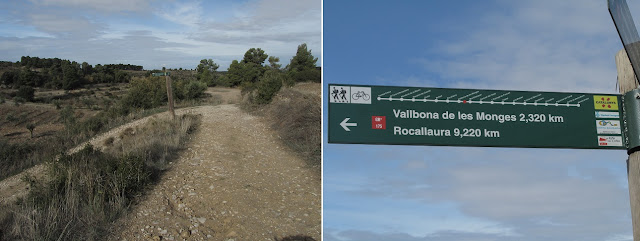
[593,95,618,110]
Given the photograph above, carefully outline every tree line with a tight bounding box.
[196,43,320,87]
[1,57,143,90]
[195,43,320,104]
[0,42,319,104]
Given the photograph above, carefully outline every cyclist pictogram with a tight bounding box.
[352,91,370,101]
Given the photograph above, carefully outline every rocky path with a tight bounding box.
[111,104,320,241]
[109,86,321,240]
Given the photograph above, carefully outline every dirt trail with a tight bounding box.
[205,87,241,104]
[1,87,321,241]
[111,103,320,240]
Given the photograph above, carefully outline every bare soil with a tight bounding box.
[0,102,64,142]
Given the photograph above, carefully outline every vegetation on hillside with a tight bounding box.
[50,75,208,147]
[0,138,61,181]
[207,43,321,105]
[0,56,142,90]
[2,114,200,240]
[0,73,209,183]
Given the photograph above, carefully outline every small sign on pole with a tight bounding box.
[152,72,171,77]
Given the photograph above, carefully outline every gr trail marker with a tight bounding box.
[328,84,626,149]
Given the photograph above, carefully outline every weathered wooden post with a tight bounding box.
[164,67,175,120]
[617,48,640,240]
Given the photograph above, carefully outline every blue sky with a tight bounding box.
[0,0,320,70]
[323,1,637,241]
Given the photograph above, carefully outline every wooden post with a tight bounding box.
[164,68,175,120]
[616,48,640,240]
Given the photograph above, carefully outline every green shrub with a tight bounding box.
[59,105,76,132]
[115,70,130,83]
[81,97,95,109]
[214,75,232,87]
[283,75,295,87]
[102,98,112,109]
[252,71,283,105]
[182,80,207,100]
[4,113,16,123]
[289,68,321,83]
[26,123,36,138]
[13,97,26,106]
[77,113,107,136]
[0,139,36,180]
[119,77,167,110]
[52,99,62,109]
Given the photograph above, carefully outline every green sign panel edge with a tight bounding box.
[328,83,626,150]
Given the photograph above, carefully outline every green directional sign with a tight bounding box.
[328,84,626,149]
[152,72,170,76]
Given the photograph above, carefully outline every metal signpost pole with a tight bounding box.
[617,49,640,240]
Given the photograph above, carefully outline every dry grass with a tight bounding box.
[0,137,61,181]
[1,114,200,241]
[263,87,321,167]
[105,114,200,172]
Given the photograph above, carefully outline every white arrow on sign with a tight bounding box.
[340,118,357,131]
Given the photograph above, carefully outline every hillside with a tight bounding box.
[0,84,321,240]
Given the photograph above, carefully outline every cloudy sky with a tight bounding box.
[324,0,638,240]
[0,0,320,70]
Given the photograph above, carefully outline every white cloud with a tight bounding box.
[27,14,103,37]
[30,0,151,12]
[325,229,517,241]
[420,0,621,93]
[194,0,321,49]
[606,234,633,241]
[403,160,428,170]
[156,1,202,28]
[441,160,625,219]
[325,146,631,241]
